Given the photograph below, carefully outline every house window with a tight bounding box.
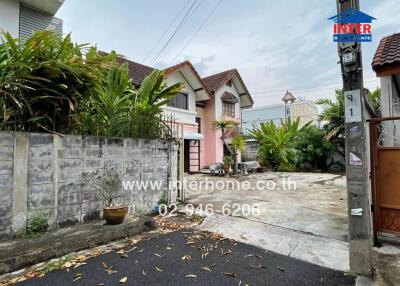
[222,101,235,117]
[168,92,188,110]
[196,117,201,133]
[226,80,232,87]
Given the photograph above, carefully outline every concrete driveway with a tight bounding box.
[185,172,350,271]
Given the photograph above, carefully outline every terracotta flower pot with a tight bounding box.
[103,205,128,225]
[223,164,230,173]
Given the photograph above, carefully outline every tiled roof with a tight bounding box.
[99,51,154,86]
[116,57,154,86]
[372,33,400,72]
[202,69,254,106]
[202,69,236,93]
[164,61,211,97]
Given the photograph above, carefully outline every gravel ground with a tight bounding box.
[18,229,355,286]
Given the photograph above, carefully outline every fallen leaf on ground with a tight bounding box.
[221,249,232,256]
[119,276,128,283]
[249,265,265,269]
[142,270,147,276]
[278,267,286,272]
[64,262,72,268]
[72,276,82,282]
[202,266,211,272]
[224,272,237,277]
[155,267,163,272]
[185,274,197,278]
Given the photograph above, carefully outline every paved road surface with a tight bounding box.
[19,229,354,286]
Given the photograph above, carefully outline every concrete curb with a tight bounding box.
[0,214,154,275]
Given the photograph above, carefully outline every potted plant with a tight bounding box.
[87,168,128,225]
[223,155,233,173]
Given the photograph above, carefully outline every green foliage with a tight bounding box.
[231,135,246,174]
[250,117,301,171]
[223,155,234,165]
[0,31,184,140]
[316,89,345,151]
[231,135,246,153]
[295,125,333,170]
[0,31,108,133]
[158,193,168,205]
[212,119,236,155]
[365,87,381,113]
[27,213,49,236]
[316,87,380,156]
[79,67,183,139]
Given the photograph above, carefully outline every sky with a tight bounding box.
[57,0,400,107]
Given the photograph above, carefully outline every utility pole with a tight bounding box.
[336,0,373,275]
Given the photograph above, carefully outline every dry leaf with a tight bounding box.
[185,274,197,278]
[154,253,162,258]
[119,276,128,283]
[76,255,86,262]
[202,266,211,272]
[166,246,172,250]
[73,276,82,282]
[155,267,163,272]
[142,270,147,276]
[249,265,265,269]
[116,250,125,254]
[121,254,129,258]
[224,272,237,277]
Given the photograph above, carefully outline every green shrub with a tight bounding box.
[27,213,49,236]
[295,125,333,171]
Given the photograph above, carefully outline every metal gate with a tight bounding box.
[369,117,400,239]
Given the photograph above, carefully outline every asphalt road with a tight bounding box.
[18,229,354,286]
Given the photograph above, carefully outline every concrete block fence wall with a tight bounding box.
[0,132,178,240]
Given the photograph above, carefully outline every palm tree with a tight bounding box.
[316,89,345,151]
[129,70,184,139]
[212,119,236,156]
[82,63,134,137]
[250,117,301,170]
[231,135,246,174]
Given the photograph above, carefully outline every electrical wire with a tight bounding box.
[142,1,192,64]
[150,0,198,66]
[252,77,379,99]
[169,0,223,65]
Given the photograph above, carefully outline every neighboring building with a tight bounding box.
[372,32,400,145]
[0,0,63,41]
[242,91,319,133]
[117,57,254,172]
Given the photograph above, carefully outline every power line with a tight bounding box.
[252,77,379,99]
[169,0,223,65]
[150,0,198,66]
[142,1,192,64]
[252,76,378,95]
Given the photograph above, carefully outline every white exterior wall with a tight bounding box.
[162,72,197,125]
[380,76,400,146]
[214,84,241,121]
[0,0,20,37]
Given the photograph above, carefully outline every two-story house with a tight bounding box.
[119,57,253,172]
[0,0,63,41]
